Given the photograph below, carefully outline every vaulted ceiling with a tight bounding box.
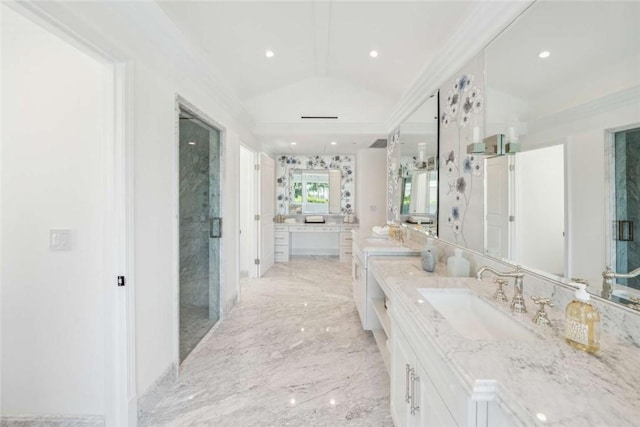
[157,1,526,154]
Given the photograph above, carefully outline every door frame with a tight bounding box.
[605,123,640,271]
[3,2,137,424]
[239,144,259,280]
[173,95,226,369]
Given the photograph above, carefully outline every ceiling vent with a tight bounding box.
[369,138,387,148]
[300,116,338,119]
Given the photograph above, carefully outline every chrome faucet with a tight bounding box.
[477,266,527,313]
[601,266,640,299]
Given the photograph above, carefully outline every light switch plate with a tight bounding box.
[50,229,72,251]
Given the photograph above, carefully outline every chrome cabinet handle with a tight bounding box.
[405,364,411,404]
[410,371,420,415]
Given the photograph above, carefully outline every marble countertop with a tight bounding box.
[275,221,358,227]
[352,233,422,257]
[369,256,640,427]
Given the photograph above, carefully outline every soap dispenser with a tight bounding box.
[565,283,600,354]
[447,248,470,277]
[421,247,435,272]
[421,238,438,272]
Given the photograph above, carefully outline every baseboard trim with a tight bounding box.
[136,363,178,419]
[0,415,104,427]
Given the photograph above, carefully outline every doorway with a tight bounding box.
[1,4,132,424]
[178,106,221,362]
[239,145,258,279]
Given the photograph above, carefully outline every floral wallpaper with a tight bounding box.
[275,155,355,215]
[387,129,401,222]
[438,53,485,252]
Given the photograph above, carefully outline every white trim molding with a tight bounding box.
[385,1,533,133]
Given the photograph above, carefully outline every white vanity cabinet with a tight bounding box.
[391,320,457,427]
[389,301,516,427]
[274,224,289,262]
[339,225,356,262]
[274,223,358,262]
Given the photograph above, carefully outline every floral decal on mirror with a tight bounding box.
[387,129,401,221]
[440,74,484,247]
[275,155,355,215]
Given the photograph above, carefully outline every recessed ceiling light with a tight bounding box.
[290,141,297,145]
[369,50,378,58]
[265,49,274,58]
[330,141,337,145]
[188,141,196,145]
[538,50,550,59]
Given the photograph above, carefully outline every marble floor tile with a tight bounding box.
[180,304,217,362]
[141,257,392,426]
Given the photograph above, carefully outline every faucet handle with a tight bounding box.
[492,278,509,303]
[531,296,554,327]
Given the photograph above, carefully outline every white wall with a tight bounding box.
[1,6,106,415]
[356,148,387,232]
[515,145,565,276]
[24,0,255,404]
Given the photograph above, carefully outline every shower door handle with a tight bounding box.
[210,217,222,238]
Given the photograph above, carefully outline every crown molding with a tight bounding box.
[527,85,640,136]
[253,121,387,136]
[384,1,533,133]
[27,1,256,135]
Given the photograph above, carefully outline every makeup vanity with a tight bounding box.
[274,221,358,263]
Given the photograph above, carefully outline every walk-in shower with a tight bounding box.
[178,108,221,362]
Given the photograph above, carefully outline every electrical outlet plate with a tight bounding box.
[50,229,72,251]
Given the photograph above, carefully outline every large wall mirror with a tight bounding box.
[482,1,640,305]
[393,92,439,234]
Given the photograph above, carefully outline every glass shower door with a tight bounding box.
[179,110,221,362]
[614,127,640,290]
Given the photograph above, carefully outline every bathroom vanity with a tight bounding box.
[351,234,422,371]
[353,235,640,426]
[274,221,358,262]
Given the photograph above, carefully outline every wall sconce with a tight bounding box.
[467,133,521,156]
[391,159,402,181]
[415,143,428,169]
[466,126,485,154]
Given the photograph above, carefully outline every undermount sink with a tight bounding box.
[417,288,537,341]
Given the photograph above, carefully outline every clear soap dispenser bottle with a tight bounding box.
[565,283,600,353]
[447,248,470,277]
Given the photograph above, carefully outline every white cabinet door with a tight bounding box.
[487,401,517,427]
[414,360,457,427]
[352,252,366,328]
[390,325,413,427]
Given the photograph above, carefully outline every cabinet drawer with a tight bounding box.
[275,247,289,262]
[342,225,358,231]
[339,246,353,262]
[316,226,340,232]
[275,253,289,262]
[340,232,353,246]
[274,224,288,231]
[274,231,289,243]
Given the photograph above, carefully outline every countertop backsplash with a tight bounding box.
[405,227,640,346]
